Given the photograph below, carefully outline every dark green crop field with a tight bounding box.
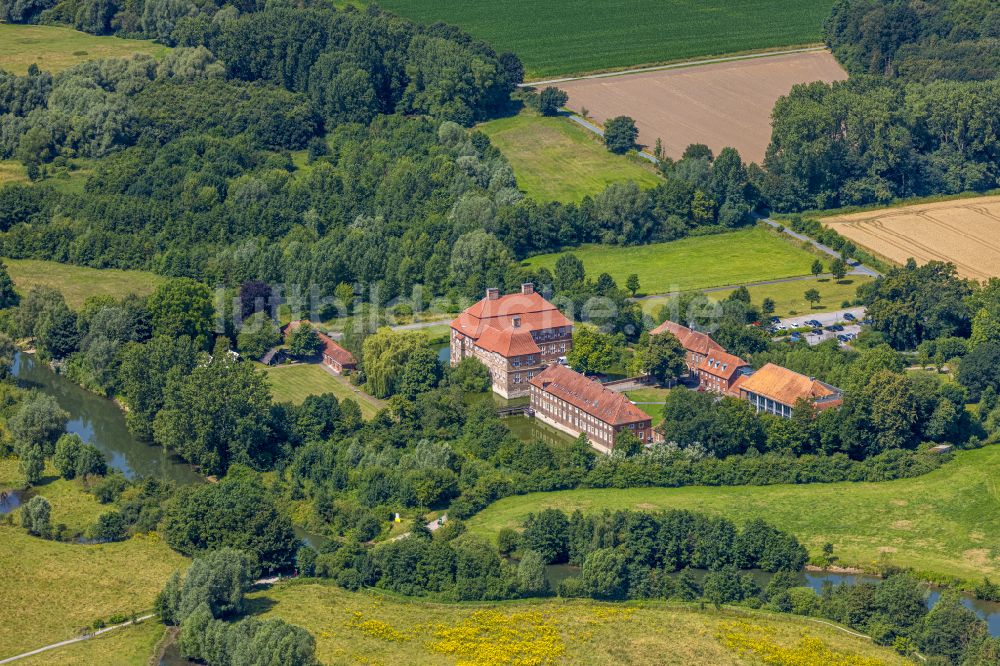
[377,0,834,79]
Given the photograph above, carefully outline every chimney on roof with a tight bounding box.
[521,282,534,295]
[512,315,521,328]
[486,287,500,300]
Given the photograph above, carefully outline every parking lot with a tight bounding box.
[775,307,866,346]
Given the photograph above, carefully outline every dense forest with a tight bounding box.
[0,1,760,306]
[762,0,1000,211]
[825,0,1000,81]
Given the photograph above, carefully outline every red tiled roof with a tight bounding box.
[285,320,355,366]
[451,289,572,356]
[738,363,839,407]
[697,350,749,382]
[476,327,541,356]
[529,364,649,426]
[320,333,355,366]
[728,374,748,397]
[650,320,724,356]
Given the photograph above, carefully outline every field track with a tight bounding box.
[558,50,846,163]
[824,196,1000,280]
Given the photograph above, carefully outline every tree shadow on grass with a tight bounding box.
[243,594,278,618]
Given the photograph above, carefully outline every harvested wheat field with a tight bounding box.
[824,195,1000,281]
[558,50,846,163]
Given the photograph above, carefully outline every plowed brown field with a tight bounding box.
[558,50,846,163]
[824,196,1000,280]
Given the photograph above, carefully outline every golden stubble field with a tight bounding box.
[824,195,1000,280]
[558,50,847,163]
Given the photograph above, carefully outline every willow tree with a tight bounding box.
[361,328,429,399]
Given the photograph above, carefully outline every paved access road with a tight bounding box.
[759,217,881,279]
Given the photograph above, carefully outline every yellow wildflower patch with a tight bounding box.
[718,621,886,666]
[429,609,566,666]
[345,610,413,642]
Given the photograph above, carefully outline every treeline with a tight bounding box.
[757,0,1000,211]
[825,0,1000,82]
[291,508,806,603]
[0,1,518,127]
[0,95,760,305]
[761,76,1000,211]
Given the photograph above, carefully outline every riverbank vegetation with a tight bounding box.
[467,445,1000,585]
[0,457,185,656]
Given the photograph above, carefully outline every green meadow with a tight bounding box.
[478,111,661,203]
[2,257,165,309]
[525,227,818,294]
[467,446,1000,586]
[0,24,167,75]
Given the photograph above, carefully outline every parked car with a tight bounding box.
[843,312,856,321]
[769,316,781,324]
[811,328,823,335]
[832,324,844,331]
[824,325,837,331]
[789,333,801,342]
[837,334,850,342]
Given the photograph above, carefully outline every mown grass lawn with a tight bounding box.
[2,257,165,308]
[525,227,818,294]
[466,446,1000,586]
[0,459,186,657]
[622,387,670,423]
[638,276,872,318]
[376,0,833,79]
[261,363,384,418]
[478,111,661,203]
[246,579,905,665]
[0,24,168,75]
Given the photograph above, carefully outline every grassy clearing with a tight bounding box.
[478,110,661,202]
[0,459,105,533]
[0,528,183,657]
[2,257,165,308]
[261,363,383,418]
[0,160,26,185]
[638,276,872,318]
[17,621,165,666]
[525,227,818,294]
[467,446,1000,586]
[0,24,167,75]
[0,458,186,657]
[248,579,904,665]
[376,0,833,79]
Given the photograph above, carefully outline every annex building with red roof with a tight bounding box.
[696,350,751,396]
[450,284,573,398]
[529,363,652,453]
[285,320,356,374]
[650,319,725,374]
[735,362,842,417]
